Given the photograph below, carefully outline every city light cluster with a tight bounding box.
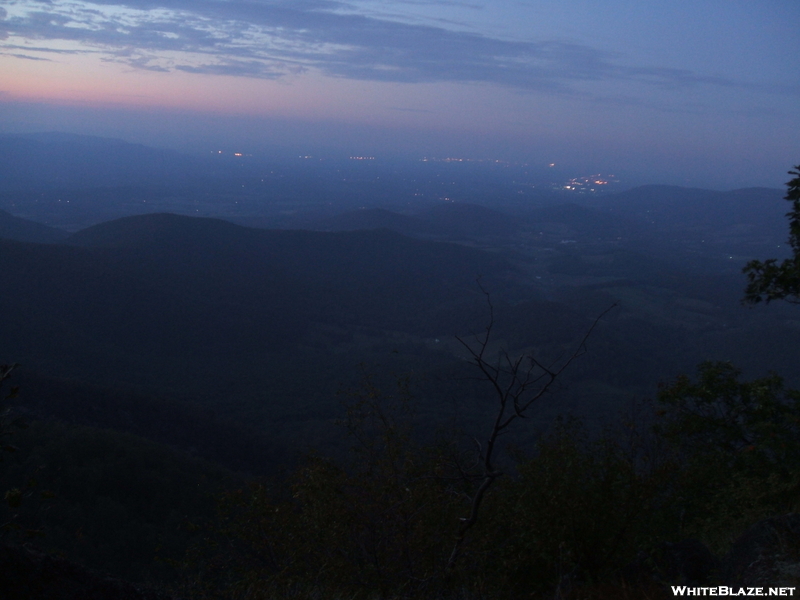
[558,174,619,193]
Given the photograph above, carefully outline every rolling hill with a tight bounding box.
[0,208,69,243]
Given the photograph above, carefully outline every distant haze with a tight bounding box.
[1,0,798,189]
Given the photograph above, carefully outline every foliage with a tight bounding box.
[0,362,21,519]
[2,359,786,598]
[654,361,800,550]
[8,360,800,597]
[0,361,46,540]
[188,377,473,600]
[212,296,617,596]
[186,360,800,599]
[191,382,675,599]
[0,419,237,584]
[0,362,22,459]
[480,418,673,597]
[744,166,800,304]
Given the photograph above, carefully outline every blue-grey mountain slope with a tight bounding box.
[0,208,69,243]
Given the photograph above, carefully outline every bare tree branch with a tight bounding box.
[445,294,617,571]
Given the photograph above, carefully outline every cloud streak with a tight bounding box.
[0,0,772,96]
[1,51,53,61]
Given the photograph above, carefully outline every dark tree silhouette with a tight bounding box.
[0,363,20,458]
[743,165,800,304]
[445,291,616,570]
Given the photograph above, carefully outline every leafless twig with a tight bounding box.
[445,289,616,570]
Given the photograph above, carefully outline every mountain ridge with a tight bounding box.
[0,208,69,244]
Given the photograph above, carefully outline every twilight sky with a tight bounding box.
[1,0,798,188]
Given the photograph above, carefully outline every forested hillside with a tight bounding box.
[1,162,799,597]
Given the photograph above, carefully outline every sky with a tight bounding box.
[1,0,798,188]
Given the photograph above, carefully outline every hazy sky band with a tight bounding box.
[1,1,798,187]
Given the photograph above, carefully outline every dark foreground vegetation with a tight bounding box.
[1,150,799,599]
[4,360,800,599]
[168,361,800,600]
